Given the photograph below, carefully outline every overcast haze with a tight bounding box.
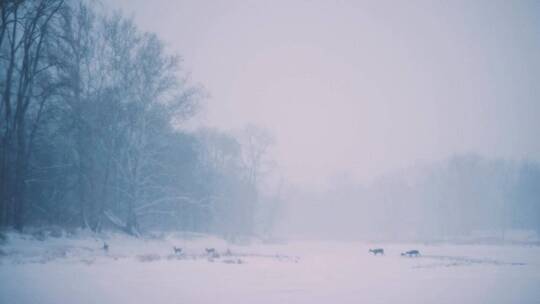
[2,1,540,303]
[109,0,540,186]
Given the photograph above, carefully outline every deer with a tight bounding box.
[173,247,182,255]
[369,248,384,255]
[205,248,219,258]
[401,250,420,257]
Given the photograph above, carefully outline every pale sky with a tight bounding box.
[109,0,540,186]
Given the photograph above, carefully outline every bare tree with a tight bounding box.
[239,124,274,187]
[0,0,63,230]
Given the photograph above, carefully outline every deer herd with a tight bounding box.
[169,246,420,258]
[101,242,420,260]
[369,247,421,257]
[170,247,227,258]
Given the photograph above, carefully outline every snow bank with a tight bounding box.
[1,231,539,304]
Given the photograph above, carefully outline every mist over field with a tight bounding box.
[1,0,539,303]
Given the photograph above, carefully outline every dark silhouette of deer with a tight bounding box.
[369,248,384,255]
[401,250,420,257]
[173,247,182,255]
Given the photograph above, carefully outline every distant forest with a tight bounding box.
[284,155,540,241]
[0,1,278,236]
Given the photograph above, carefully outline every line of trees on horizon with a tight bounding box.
[281,154,540,242]
[0,0,279,237]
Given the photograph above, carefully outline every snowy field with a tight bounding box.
[1,231,539,304]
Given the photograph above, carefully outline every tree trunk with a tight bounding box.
[13,115,26,231]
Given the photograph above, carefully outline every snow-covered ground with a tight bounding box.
[1,231,539,304]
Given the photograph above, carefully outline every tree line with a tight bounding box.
[285,155,540,241]
[0,0,276,236]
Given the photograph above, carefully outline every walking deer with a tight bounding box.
[401,250,420,257]
[369,248,384,255]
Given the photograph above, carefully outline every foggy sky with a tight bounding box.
[110,0,540,187]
